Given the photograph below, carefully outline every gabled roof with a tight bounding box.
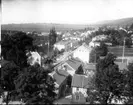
[71,74,90,88]
[76,43,92,52]
[53,69,69,86]
[84,63,96,70]
[65,58,82,71]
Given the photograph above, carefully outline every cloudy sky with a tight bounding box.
[2,0,133,24]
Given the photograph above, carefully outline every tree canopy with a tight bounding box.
[49,27,57,46]
[15,64,56,105]
[1,31,35,68]
[89,42,108,63]
[1,31,56,105]
[88,53,125,104]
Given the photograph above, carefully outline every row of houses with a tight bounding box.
[50,43,97,103]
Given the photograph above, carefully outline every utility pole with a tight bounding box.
[48,39,49,57]
[122,38,125,63]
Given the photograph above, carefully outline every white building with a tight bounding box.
[89,41,100,47]
[54,40,69,51]
[73,43,92,63]
[54,40,78,51]
[27,51,41,66]
[92,35,107,42]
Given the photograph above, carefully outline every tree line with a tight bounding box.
[1,30,57,105]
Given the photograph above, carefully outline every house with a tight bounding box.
[115,62,128,71]
[92,35,107,42]
[71,74,90,103]
[49,66,70,98]
[26,51,41,66]
[89,41,100,47]
[54,40,68,51]
[73,43,92,63]
[54,40,78,52]
[55,57,82,76]
[83,63,96,77]
[105,42,112,46]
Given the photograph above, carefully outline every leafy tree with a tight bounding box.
[75,65,84,75]
[129,23,133,30]
[15,64,56,105]
[89,48,99,63]
[1,31,35,68]
[88,53,125,104]
[1,60,20,104]
[127,63,133,96]
[1,31,37,104]
[49,27,57,47]
[89,42,108,63]
[125,37,132,48]
[96,42,108,56]
[124,62,133,103]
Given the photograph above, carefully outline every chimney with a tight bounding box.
[64,65,67,71]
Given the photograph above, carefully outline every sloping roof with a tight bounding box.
[115,62,128,70]
[65,58,82,71]
[71,74,90,88]
[53,69,69,86]
[75,43,92,52]
[84,63,96,70]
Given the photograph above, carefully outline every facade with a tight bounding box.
[49,66,70,97]
[84,63,96,77]
[73,43,92,63]
[71,74,89,103]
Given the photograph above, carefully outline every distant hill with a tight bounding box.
[1,17,133,32]
[1,23,89,33]
[92,17,133,27]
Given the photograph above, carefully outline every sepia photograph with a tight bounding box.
[1,0,133,104]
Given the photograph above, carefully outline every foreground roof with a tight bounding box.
[53,69,69,86]
[71,74,90,88]
[65,58,82,71]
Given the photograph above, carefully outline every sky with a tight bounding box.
[1,0,133,24]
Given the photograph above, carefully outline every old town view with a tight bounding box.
[1,0,133,104]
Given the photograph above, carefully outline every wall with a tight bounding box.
[72,87,87,103]
[73,47,90,63]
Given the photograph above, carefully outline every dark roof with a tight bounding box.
[53,69,69,86]
[71,74,90,88]
[66,58,82,71]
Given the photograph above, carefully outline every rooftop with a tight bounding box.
[65,58,82,71]
[115,62,128,70]
[52,69,69,86]
[71,74,90,88]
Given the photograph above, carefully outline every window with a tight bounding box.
[76,95,80,100]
